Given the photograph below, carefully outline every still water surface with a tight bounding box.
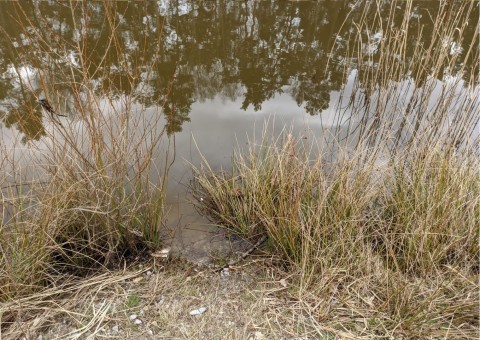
[0,1,478,261]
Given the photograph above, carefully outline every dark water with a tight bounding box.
[0,1,478,261]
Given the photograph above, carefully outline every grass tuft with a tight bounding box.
[193,130,479,337]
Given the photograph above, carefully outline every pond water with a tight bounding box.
[0,1,478,262]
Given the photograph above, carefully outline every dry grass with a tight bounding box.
[0,0,478,339]
[327,0,479,153]
[193,129,479,338]
[0,0,170,313]
[192,1,479,337]
[2,254,478,339]
[1,259,323,340]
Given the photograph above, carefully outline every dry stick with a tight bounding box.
[214,234,268,272]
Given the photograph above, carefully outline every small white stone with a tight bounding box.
[147,329,154,336]
[134,319,142,325]
[146,270,152,276]
[254,331,265,339]
[157,296,165,305]
[189,307,207,316]
[112,325,119,332]
[129,314,138,321]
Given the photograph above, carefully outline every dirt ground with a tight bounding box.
[4,257,334,340]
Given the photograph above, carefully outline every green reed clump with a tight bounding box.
[194,132,375,274]
[193,132,479,337]
[376,148,479,275]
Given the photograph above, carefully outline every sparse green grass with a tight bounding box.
[125,293,142,310]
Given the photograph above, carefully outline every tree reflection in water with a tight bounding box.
[0,0,477,141]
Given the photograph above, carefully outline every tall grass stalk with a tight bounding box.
[0,1,170,308]
[328,0,479,154]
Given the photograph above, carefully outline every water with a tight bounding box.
[0,0,478,262]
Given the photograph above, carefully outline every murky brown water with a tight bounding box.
[0,1,478,262]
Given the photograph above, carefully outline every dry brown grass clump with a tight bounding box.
[0,0,171,311]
